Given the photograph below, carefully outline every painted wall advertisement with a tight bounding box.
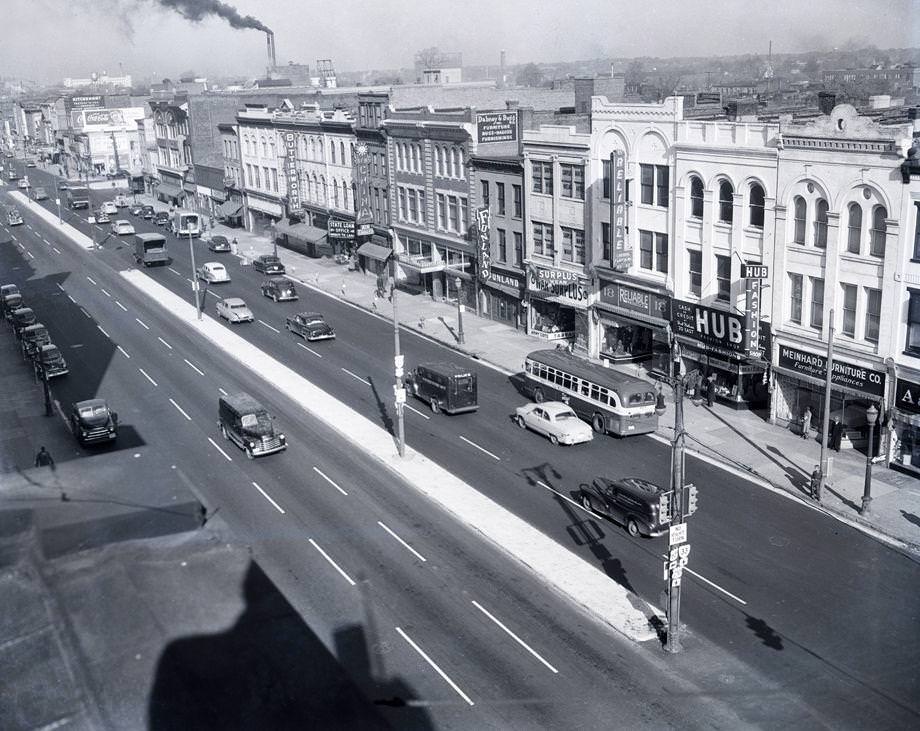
[476,111,518,144]
[282,132,301,212]
[354,142,373,233]
[476,206,492,282]
[66,95,104,111]
[609,150,629,270]
[527,265,589,306]
[778,345,886,398]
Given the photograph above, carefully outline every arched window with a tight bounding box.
[333,179,339,207]
[269,139,276,159]
[870,205,887,258]
[330,142,337,164]
[320,176,327,203]
[339,141,346,165]
[312,173,319,200]
[457,148,465,178]
[450,148,458,178]
[435,147,442,176]
[749,183,765,228]
[260,137,267,156]
[413,144,421,172]
[793,196,807,244]
[718,180,733,223]
[814,199,829,248]
[689,176,704,218]
[306,175,313,200]
[847,202,862,254]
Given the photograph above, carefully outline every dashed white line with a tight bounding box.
[459,435,501,461]
[67,295,76,304]
[308,538,355,586]
[395,627,474,706]
[97,325,110,338]
[252,481,285,514]
[185,278,193,284]
[116,345,131,359]
[100,288,111,297]
[207,437,233,462]
[135,317,149,330]
[218,387,228,396]
[471,600,559,674]
[157,336,173,350]
[26,251,34,259]
[682,567,747,605]
[313,466,347,496]
[115,301,127,311]
[168,267,181,276]
[183,358,205,376]
[377,521,426,562]
[86,276,96,285]
[42,237,51,246]
[52,247,61,254]
[404,403,431,420]
[535,480,587,513]
[168,398,191,421]
[79,307,90,318]
[138,368,158,386]
[56,283,65,292]
[341,368,370,386]
[206,290,220,299]
[258,319,280,333]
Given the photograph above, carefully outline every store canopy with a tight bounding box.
[218,200,243,218]
[156,182,183,199]
[356,242,392,262]
[275,220,327,243]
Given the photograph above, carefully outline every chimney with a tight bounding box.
[266,31,277,72]
[499,50,506,89]
[818,91,836,116]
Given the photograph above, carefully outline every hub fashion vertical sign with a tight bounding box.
[282,132,301,213]
[477,207,492,282]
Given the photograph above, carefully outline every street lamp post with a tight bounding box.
[55,180,63,224]
[455,276,465,345]
[860,403,879,515]
[34,359,53,417]
[391,253,406,457]
[188,225,202,320]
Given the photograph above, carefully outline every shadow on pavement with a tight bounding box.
[149,560,431,730]
[367,376,395,441]
[900,510,920,529]
[745,614,785,651]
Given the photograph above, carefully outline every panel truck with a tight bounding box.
[171,209,201,238]
[134,232,170,267]
[65,184,90,209]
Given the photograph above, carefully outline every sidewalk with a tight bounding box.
[108,192,920,553]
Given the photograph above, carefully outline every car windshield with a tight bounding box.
[230,303,247,310]
[78,405,108,418]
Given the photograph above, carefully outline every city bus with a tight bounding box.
[522,349,659,436]
[171,210,202,238]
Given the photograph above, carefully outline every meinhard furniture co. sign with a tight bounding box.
[777,344,886,398]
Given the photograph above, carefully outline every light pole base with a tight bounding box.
[859,495,872,516]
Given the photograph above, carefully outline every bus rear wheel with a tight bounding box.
[591,413,606,434]
[533,388,545,403]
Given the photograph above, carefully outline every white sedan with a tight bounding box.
[101,201,118,215]
[216,297,253,323]
[514,401,594,446]
[110,219,135,236]
[197,262,230,283]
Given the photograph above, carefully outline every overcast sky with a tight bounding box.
[3,0,917,83]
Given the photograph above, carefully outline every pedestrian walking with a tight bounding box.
[809,465,822,499]
[801,406,813,440]
[341,280,347,297]
[706,373,716,407]
[371,294,379,314]
[230,237,238,255]
[34,446,55,469]
[198,503,208,528]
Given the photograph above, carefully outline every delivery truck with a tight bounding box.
[134,232,170,267]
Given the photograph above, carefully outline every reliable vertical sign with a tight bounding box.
[283,132,301,213]
[477,207,492,282]
[609,150,629,270]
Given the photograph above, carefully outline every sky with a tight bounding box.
[2,0,917,83]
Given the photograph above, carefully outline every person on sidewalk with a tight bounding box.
[371,293,379,314]
[706,373,717,407]
[341,280,347,297]
[34,446,55,470]
[230,237,238,255]
[802,406,813,440]
[809,465,822,499]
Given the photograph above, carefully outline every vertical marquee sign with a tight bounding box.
[477,207,492,282]
[610,150,629,270]
[283,132,301,213]
[354,142,374,236]
[742,262,768,358]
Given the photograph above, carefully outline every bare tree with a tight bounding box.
[516,63,544,87]
[415,47,442,71]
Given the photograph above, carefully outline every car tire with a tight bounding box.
[430,399,440,414]
[549,434,559,446]
[581,494,594,513]
[516,415,526,429]
[626,518,640,538]
[245,446,254,460]
[533,388,545,403]
[273,294,278,303]
[591,413,606,434]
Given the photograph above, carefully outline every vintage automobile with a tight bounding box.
[10,307,36,338]
[20,323,51,358]
[111,219,136,236]
[260,277,298,302]
[513,401,594,446]
[285,312,335,341]
[93,209,110,224]
[0,284,20,300]
[2,292,23,319]
[216,297,254,323]
[207,235,231,253]
[218,393,286,459]
[34,343,69,378]
[197,262,231,283]
[100,201,118,215]
[405,362,479,415]
[16,178,29,189]
[579,477,670,538]
[141,205,155,220]
[7,209,23,226]
[114,194,129,208]
[129,205,145,216]
[252,254,285,275]
[70,399,118,445]
[32,186,48,201]
[153,211,170,226]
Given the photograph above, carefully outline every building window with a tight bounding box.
[640,164,654,205]
[654,233,668,274]
[512,184,522,218]
[870,205,887,258]
[333,180,340,208]
[448,195,459,231]
[449,148,458,177]
[533,222,554,257]
[437,193,446,229]
[497,183,506,215]
[749,183,765,228]
[481,180,489,208]
[689,176,704,218]
[602,222,610,261]
[814,199,828,248]
[561,227,584,264]
[514,232,523,266]
[841,283,857,337]
[847,202,862,254]
[789,273,803,324]
[532,161,552,194]
[810,277,824,330]
[716,254,731,301]
[340,141,346,165]
[602,159,611,199]
[639,230,653,270]
[560,164,584,200]
[497,228,507,261]
[656,165,669,208]
[914,203,920,260]
[793,196,806,244]
[907,291,920,354]
[689,250,702,297]
[718,181,734,223]
[865,287,881,343]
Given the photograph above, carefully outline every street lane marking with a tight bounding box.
[115,300,127,311]
[404,404,431,420]
[395,627,474,706]
[313,466,347,496]
[117,345,131,359]
[97,325,110,338]
[185,278,193,284]
[138,368,158,386]
[42,237,51,246]
[79,307,90,317]
[206,290,220,299]
[168,398,192,421]
[341,368,370,386]
[308,538,355,585]
[168,267,181,276]
[297,342,323,358]
[135,317,149,330]
[459,435,500,461]
[207,437,233,462]
[536,480,589,514]
[26,251,34,259]
[86,276,96,284]
[471,600,559,673]
[183,358,205,376]
[682,566,747,605]
[218,387,228,396]
[258,319,280,333]
[56,283,64,291]
[52,247,61,254]
[253,481,285,514]
[157,336,173,350]
[377,521,426,562]
[100,288,111,297]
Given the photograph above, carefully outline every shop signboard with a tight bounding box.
[672,299,746,354]
[609,150,630,270]
[599,280,670,320]
[484,268,524,294]
[82,109,127,128]
[476,206,492,283]
[282,132,301,213]
[476,111,518,144]
[328,218,355,240]
[66,95,104,111]
[777,344,886,398]
[744,278,762,357]
[894,378,920,415]
[527,265,589,306]
[354,142,373,227]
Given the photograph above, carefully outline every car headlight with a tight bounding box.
[248,441,256,448]
[279,434,286,443]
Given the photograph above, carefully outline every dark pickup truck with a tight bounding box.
[71,399,118,445]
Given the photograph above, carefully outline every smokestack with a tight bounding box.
[266,30,276,71]
[499,50,506,89]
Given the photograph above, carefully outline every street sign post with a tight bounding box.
[669,522,687,545]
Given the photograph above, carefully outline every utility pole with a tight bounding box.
[35,359,53,416]
[664,377,686,654]
[818,309,835,499]
[391,253,406,457]
[188,226,202,320]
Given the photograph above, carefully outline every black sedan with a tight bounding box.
[129,205,145,216]
[207,235,231,253]
[252,254,285,275]
[141,206,155,220]
[154,211,170,226]
[261,277,298,302]
[285,312,335,341]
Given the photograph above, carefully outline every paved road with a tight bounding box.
[4,166,920,728]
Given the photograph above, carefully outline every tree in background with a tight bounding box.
[414,47,442,71]
[516,63,544,87]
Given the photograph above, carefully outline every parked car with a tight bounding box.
[216,297,254,323]
[70,399,118,445]
[207,235,231,252]
[101,201,118,215]
[34,343,68,378]
[252,254,285,275]
[58,182,69,190]
[111,219,135,236]
[260,277,297,302]
[2,293,23,319]
[1,284,19,299]
[20,323,51,358]
[218,393,286,459]
[153,211,170,226]
[17,178,29,189]
[579,477,670,538]
[513,401,594,446]
[94,209,110,224]
[7,209,23,226]
[129,205,144,216]
[114,194,129,208]
[10,307,36,338]
[141,205,155,220]
[25,160,36,168]
[405,362,479,414]
[197,262,230,283]
[32,186,48,201]
[285,312,335,341]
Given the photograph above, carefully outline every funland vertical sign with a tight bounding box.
[477,207,492,282]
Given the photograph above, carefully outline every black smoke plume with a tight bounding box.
[152,0,270,32]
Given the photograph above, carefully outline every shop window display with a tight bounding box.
[601,323,652,361]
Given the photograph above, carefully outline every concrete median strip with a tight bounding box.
[120,268,661,643]
[7,190,95,249]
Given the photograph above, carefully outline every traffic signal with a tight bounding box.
[684,484,699,517]
[659,491,672,519]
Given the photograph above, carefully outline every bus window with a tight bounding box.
[580,380,591,396]
[562,374,573,391]
[590,384,600,401]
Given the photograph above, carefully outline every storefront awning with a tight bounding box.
[398,254,446,274]
[594,302,669,329]
[156,182,183,200]
[483,279,523,299]
[275,220,327,244]
[218,200,243,218]
[356,242,392,262]
[773,364,880,401]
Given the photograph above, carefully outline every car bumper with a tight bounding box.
[306,333,335,341]
[276,294,298,301]
[561,433,594,445]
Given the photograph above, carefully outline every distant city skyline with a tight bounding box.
[2,0,917,84]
